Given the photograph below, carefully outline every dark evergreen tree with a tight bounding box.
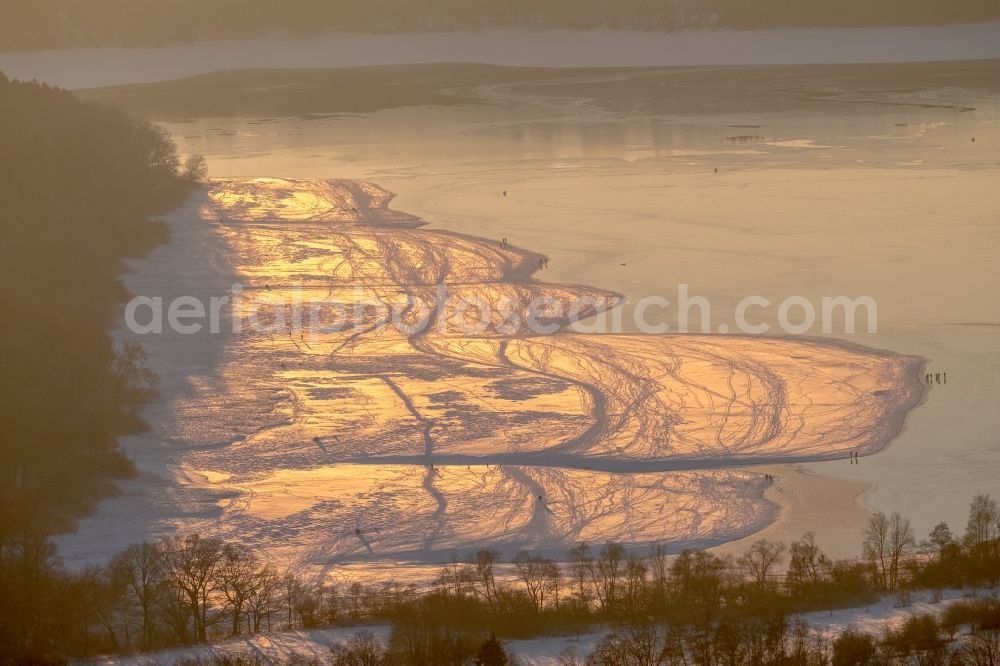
[475,634,509,666]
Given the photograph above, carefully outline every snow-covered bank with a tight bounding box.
[80,588,1000,665]
[797,587,1000,640]
[79,625,392,666]
[1,22,999,89]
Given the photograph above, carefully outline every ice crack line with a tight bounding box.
[377,375,445,551]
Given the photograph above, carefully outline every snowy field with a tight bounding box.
[83,588,1000,665]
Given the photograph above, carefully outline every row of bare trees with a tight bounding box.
[579,604,1000,666]
[75,533,438,656]
[10,492,1000,661]
[399,496,1000,665]
[435,532,839,618]
[425,495,1000,629]
[79,535,290,652]
[26,483,980,666]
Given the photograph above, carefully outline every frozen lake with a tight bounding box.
[53,61,1000,575]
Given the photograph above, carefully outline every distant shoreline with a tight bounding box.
[65,58,1000,129]
[1,22,998,89]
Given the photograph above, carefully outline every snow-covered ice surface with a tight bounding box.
[55,176,923,578]
[2,23,1000,89]
[46,55,1000,582]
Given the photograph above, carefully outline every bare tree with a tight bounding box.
[438,554,477,599]
[594,542,626,615]
[887,513,916,591]
[512,551,559,612]
[567,541,593,610]
[669,550,727,626]
[738,539,786,592]
[346,580,365,621]
[622,555,648,620]
[863,512,914,591]
[648,543,670,607]
[128,119,181,177]
[283,572,305,629]
[544,557,561,610]
[161,534,223,642]
[964,494,998,555]
[181,154,208,182]
[962,629,1000,665]
[787,532,828,593]
[111,542,165,650]
[470,548,501,609]
[331,630,391,666]
[80,563,128,653]
[215,543,257,635]
[588,623,685,666]
[246,564,282,632]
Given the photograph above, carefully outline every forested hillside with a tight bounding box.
[0,73,193,659]
[1,0,997,52]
